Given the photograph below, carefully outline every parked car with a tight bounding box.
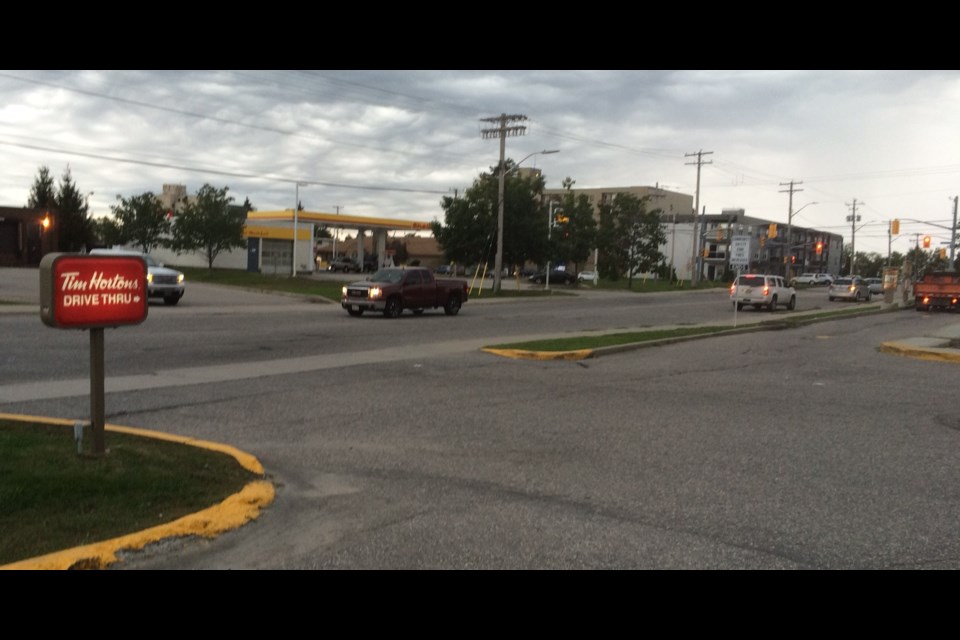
[528,269,577,285]
[89,248,185,305]
[828,276,872,302]
[578,270,599,285]
[792,272,832,286]
[729,273,796,311]
[865,277,883,295]
[327,257,360,273]
[434,264,453,275]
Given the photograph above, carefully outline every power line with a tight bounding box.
[0,139,449,195]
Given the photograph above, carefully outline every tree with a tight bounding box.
[596,193,666,288]
[168,184,247,268]
[27,166,57,209]
[91,216,124,248]
[550,181,596,273]
[431,159,548,272]
[109,192,170,253]
[52,166,93,252]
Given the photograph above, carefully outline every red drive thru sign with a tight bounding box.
[40,253,148,328]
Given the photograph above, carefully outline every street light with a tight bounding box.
[293,182,307,277]
[494,149,559,292]
[786,201,817,278]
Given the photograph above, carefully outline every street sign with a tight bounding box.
[730,235,751,267]
[40,253,148,329]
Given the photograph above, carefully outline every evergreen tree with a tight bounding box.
[54,166,93,252]
[27,166,57,209]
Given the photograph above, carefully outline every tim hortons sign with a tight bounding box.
[40,253,148,328]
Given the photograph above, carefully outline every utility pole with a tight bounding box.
[951,196,958,271]
[652,183,673,280]
[685,150,713,284]
[845,198,863,275]
[780,180,803,279]
[481,113,527,293]
[332,205,341,259]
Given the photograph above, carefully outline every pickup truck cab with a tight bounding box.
[341,267,469,318]
[730,273,796,311]
[89,248,185,305]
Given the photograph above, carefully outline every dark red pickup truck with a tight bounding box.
[341,267,469,318]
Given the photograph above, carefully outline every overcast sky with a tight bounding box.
[2,70,958,255]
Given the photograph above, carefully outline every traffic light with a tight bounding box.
[552,209,568,226]
[768,223,778,239]
[891,219,900,235]
[791,255,796,264]
[815,241,823,255]
[940,248,948,259]
[923,235,932,248]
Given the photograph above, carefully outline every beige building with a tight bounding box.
[542,184,695,275]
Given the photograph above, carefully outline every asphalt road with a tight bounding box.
[3,267,959,569]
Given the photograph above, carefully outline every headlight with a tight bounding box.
[177,274,185,284]
[147,273,154,284]
[370,287,382,299]
[341,286,348,296]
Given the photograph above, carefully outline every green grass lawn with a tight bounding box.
[0,419,259,566]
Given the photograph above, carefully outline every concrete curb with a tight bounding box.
[878,341,960,364]
[0,413,274,571]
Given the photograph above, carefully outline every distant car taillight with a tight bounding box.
[763,286,769,296]
[730,283,736,295]
[922,296,931,304]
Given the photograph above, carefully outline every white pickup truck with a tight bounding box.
[730,273,796,311]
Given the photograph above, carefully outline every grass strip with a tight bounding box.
[0,419,259,566]
[489,326,732,352]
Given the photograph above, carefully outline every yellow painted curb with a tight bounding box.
[0,413,275,570]
[878,342,960,364]
[482,347,594,361]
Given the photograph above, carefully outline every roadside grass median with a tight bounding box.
[484,303,893,360]
[179,267,343,301]
[0,417,263,568]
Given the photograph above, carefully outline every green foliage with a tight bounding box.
[168,184,248,269]
[596,193,666,287]
[550,187,596,272]
[91,216,124,248]
[432,159,548,271]
[109,191,170,253]
[49,166,93,252]
[27,166,57,209]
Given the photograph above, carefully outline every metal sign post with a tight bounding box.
[40,254,148,456]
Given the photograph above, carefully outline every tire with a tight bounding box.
[768,295,777,312]
[164,295,180,306]
[347,308,363,317]
[534,277,543,284]
[787,295,796,311]
[736,302,744,311]
[384,297,403,318]
[828,296,834,301]
[444,295,462,316]
[855,291,862,302]
[412,308,424,315]
[865,291,872,302]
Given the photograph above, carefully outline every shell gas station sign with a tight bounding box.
[40,253,148,328]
